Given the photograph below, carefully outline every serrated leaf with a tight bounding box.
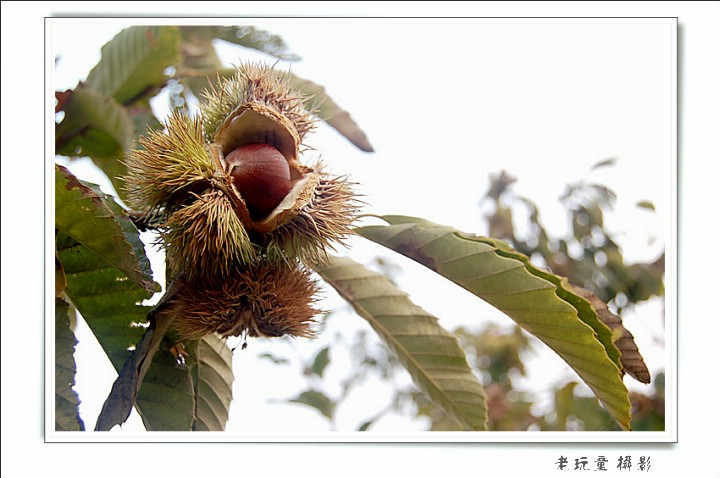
[56,224,193,431]
[55,164,155,292]
[55,298,85,431]
[55,87,134,161]
[315,255,488,431]
[479,235,623,371]
[54,87,132,202]
[55,230,151,369]
[356,215,632,431]
[86,25,181,104]
[188,335,234,431]
[290,75,374,152]
[288,390,336,420]
[310,346,331,378]
[572,286,650,384]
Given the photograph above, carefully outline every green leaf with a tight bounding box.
[310,346,331,378]
[356,215,632,431]
[188,335,234,431]
[128,99,164,139]
[553,381,577,430]
[55,172,194,431]
[288,390,336,420]
[480,235,623,371]
[55,254,67,298]
[55,298,85,431]
[553,382,619,431]
[56,230,151,370]
[54,87,134,202]
[315,255,488,431]
[55,164,155,292]
[175,31,227,105]
[290,75,374,152]
[55,87,133,160]
[57,230,195,431]
[134,342,196,431]
[181,25,300,61]
[85,25,181,104]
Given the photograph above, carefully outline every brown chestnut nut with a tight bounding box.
[225,143,291,217]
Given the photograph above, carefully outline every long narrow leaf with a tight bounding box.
[56,230,151,368]
[316,255,487,431]
[572,286,650,384]
[56,166,194,429]
[357,215,632,430]
[289,75,374,152]
[188,335,234,431]
[134,334,195,431]
[58,230,196,431]
[55,298,85,431]
[479,235,623,370]
[86,26,181,104]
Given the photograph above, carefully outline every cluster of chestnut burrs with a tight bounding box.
[124,63,360,342]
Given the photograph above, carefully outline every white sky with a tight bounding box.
[49,18,674,437]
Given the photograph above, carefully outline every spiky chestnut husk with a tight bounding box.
[201,63,317,151]
[124,111,215,216]
[201,63,362,266]
[125,62,361,281]
[161,189,257,281]
[166,261,322,341]
[158,166,360,280]
[259,167,361,265]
